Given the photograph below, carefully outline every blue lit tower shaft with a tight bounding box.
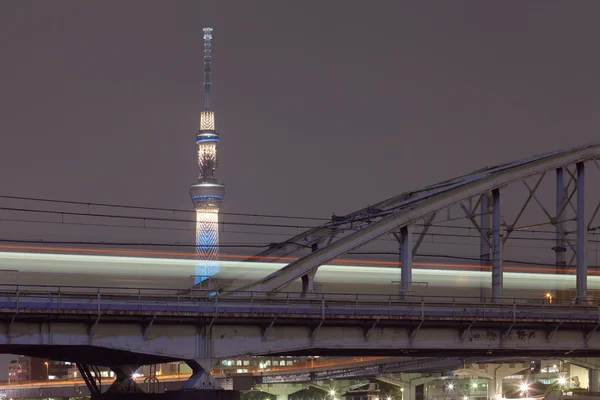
[189,27,225,283]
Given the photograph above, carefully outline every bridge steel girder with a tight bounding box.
[394,225,413,298]
[4,303,600,361]
[239,143,600,295]
[243,146,586,266]
[555,167,566,269]
[491,188,502,301]
[577,161,587,302]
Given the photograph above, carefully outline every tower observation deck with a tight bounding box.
[189,27,225,282]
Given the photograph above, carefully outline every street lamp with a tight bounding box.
[44,362,49,380]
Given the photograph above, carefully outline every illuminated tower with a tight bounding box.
[189,27,225,283]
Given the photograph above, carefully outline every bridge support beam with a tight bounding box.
[301,242,321,296]
[183,359,214,389]
[480,193,491,300]
[590,368,599,392]
[577,162,587,303]
[555,168,566,270]
[301,269,317,296]
[77,364,102,395]
[400,225,413,298]
[491,188,503,301]
[106,365,143,393]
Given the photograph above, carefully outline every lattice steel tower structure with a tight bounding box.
[189,27,225,282]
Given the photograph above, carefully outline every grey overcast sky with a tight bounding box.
[2,1,600,220]
[1,0,600,379]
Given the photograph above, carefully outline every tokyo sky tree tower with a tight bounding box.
[189,27,225,283]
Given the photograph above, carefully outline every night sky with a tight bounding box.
[2,0,600,378]
[3,1,600,219]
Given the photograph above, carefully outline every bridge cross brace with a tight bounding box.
[87,315,100,344]
[585,323,600,344]
[6,313,16,344]
[459,321,475,343]
[546,322,562,341]
[141,315,156,341]
[409,321,424,343]
[364,318,380,342]
[584,308,600,345]
[261,317,276,341]
[309,318,325,343]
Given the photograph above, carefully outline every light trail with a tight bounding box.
[0,246,595,293]
[0,244,588,275]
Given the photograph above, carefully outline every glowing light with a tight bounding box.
[196,136,218,143]
[447,383,454,390]
[195,208,220,283]
[558,377,567,386]
[471,382,478,389]
[463,396,468,400]
[329,389,336,396]
[519,382,529,393]
[197,142,217,177]
[132,373,142,378]
[386,396,392,400]
[192,195,223,201]
[200,111,215,130]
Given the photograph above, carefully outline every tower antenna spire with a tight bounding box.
[203,27,213,111]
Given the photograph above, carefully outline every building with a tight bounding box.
[8,356,71,383]
[189,27,225,283]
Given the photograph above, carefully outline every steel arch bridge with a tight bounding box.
[233,142,600,302]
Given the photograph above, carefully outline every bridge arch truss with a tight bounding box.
[240,142,600,302]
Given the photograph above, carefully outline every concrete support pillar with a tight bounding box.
[590,369,599,392]
[577,161,587,303]
[105,365,143,393]
[555,168,566,270]
[183,358,214,389]
[491,188,503,301]
[487,378,502,400]
[400,225,413,298]
[301,269,317,296]
[301,243,320,297]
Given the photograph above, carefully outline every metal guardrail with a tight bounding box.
[0,283,597,322]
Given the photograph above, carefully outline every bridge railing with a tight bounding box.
[0,283,597,321]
